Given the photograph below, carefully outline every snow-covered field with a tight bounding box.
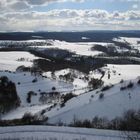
[0,39,112,56]
[0,71,76,120]
[1,63,140,122]
[113,37,140,51]
[47,78,140,124]
[1,37,140,57]
[45,64,140,124]
[0,125,139,140]
[44,68,89,88]
[92,64,140,85]
[0,39,140,126]
[45,40,107,56]
[0,51,39,71]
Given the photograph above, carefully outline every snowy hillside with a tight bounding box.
[1,64,140,122]
[113,37,140,52]
[47,77,140,124]
[0,39,140,128]
[91,64,140,85]
[0,71,76,120]
[44,64,140,124]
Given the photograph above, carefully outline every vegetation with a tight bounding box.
[99,93,104,100]
[137,79,140,85]
[27,91,37,103]
[70,109,140,132]
[0,76,20,115]
[127,81,134,88]
[101,85,113,91]
[60,93,77,107]
[120,81,134,91]
[88,78,103,89]
[0,113,48,126]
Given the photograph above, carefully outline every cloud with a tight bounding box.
[132,4,138,9]
[0,0,85,13]
[0,9,140,31]
[0,0,139,31]
[9,1,30,10]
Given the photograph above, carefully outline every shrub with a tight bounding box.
[41,109,46,115]
[32,78,37,83]
[127,82,134,88]
[120,79,124,83]
[17,82,20,85]
[137,79,140,85]
[91,95,94,98]
[0,76,20,114]
[101,85,113,91]
[60,93,77,107]
[88,78,103,89]
[99,93,104,100]
[120,86,127,91]
[60,102,65,108]
[52,86,56,91]
[61,93,77,104]
[26,91,37,103]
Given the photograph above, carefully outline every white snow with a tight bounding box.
[113,37,140,51]
[44,64,140,124]
[0,71,75,120]
[0,125,139,140]
[0,51,39,71]
[30,40,111,56]
[2,104,52,120]
[47,77,140,124]
[44,68,88,88]
[91,64,140,85]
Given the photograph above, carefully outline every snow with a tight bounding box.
[0,51,39,71]
[47,78,140,124]
[0,125,139,140]
[0,71,74,106]
[113,37,140,51]
[30,40,111,56]
[0,69,76,120]
[44,64,140,124]
[113,37,140,46]
[2,104,52,120]
[1,64,140,122]
[44,68,88,88]
[91,64,140,85]
[0,41,140,127]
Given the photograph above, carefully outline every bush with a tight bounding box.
[61,93,77,104]
[0,76,20,114]
[60,102,65,108]
[32,78,37,83]
[120,79,124,83]
[120,86,127,91]
[17,82,20,85]
[137,79,140,85]
[26,91,37,103]
[101,85,113,91]
[99,93,104,100]
[88,78,103,89]
[70,109,140,132]
[52,86,56,91]
[60,93,77,107]
[127,82,134,88]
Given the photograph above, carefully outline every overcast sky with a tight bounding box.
[0,0,140,31]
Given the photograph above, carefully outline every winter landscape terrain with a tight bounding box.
[0,31,140,139]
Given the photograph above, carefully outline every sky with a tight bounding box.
[0,0,140,31]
